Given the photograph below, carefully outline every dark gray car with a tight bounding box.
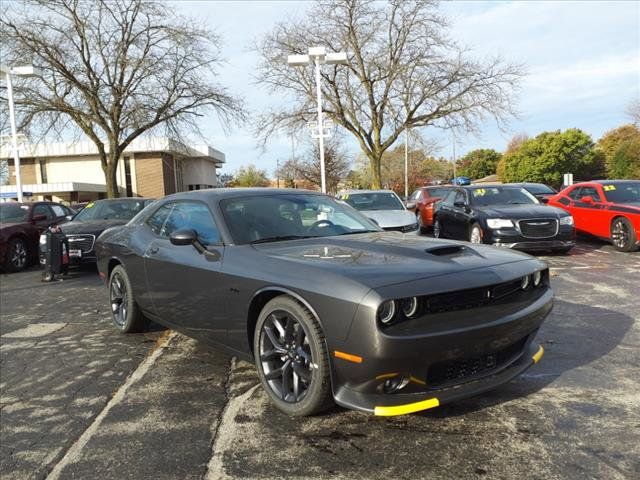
[96,188,552,417]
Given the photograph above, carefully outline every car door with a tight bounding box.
[435,190,456,237]
[31,203,55,231]
[569,186,600,233]
[450,190,470,239]
[143,200,228,342]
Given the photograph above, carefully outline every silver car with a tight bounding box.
[337,190,419,233]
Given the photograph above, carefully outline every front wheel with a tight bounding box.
[610,217,638,252]
[469,223,483,244]
[109,265,148,333]
[4,237,29,272]
[433,218,442,238]
[254,296,333,416]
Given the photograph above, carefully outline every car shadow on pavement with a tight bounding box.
[416,298,635,418]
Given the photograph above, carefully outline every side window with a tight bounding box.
[147,204,174,236]
[568,187,584,201]
[410,190,422,201]
[165,202,220,246]
[441,190,455,206]
[581,187,600,201]
[51,205,66,217]
[454,191,466,205]
[32,204,53,220]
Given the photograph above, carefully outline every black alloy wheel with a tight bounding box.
[254,296,333,416]
[610,217,637,252]
[109,265,148,333]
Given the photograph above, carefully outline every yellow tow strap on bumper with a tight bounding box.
[532,345,544,364]
[374,397,440,416]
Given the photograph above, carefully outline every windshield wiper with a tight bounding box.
[250,235,316,244]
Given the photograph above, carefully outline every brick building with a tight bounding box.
[0,137,225,203]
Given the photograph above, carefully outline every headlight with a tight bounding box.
[521,275,531,290]
[559,215,574,226]
[533,270,542,286]
[402,223,418,232]
[39,234,47,245]
[486,218,514,229]
[378,300,396,325]
[400,297,419,318]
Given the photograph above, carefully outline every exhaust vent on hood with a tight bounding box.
[425,245,465,256]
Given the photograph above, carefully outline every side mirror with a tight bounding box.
[170,228,198,246]
[405,202,416,210]
[32,214,47,222]
[539,197,549,204]
[580,195,594,204]
[453,201,466,208]
[65,214,74,221]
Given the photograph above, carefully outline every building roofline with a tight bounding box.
[0,136,225,166]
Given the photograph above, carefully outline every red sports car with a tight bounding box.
[548,180,640,252]
[407,186,452,233]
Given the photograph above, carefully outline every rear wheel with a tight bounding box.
[4,237,28,272]
[416,211,427,234]
[610,217,638,252]
[469,223,483,244]
[109,265,148,333]
[254,296,333,416]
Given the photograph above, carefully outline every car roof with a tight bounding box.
[461,184,521,190]
[338,189,397,195]
[91,197,153,202]
[164,188,322,202]
[590,180,639,184]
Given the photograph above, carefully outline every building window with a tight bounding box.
[39,159,48,183]
[188,184,213,191]
[124,156,133,197]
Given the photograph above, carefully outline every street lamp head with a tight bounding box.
[0,64,40,77]
[287,54,310,66]
[325,52,349,65]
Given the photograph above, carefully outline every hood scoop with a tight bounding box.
[425,245,465,256]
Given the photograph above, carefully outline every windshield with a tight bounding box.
[469,187,539,206]
[73,199,149,221]
[602,182,640,203]
[524,184,556,195]
[221,193,381,244]
[341,192,404,211]
[0,204,30,223]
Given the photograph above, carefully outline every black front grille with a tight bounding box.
[426,336,529,387]
[423,278,524,314]
[383,223,418,233]
[66,234,95,253]
[518,219,558,238]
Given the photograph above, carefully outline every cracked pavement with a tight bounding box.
[1,239,639,479]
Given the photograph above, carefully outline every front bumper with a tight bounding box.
[486,225,575,251]
[328,266,553,416]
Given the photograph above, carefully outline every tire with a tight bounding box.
[254,295,333,416]
[416,211,427,234]
[469,223,483,244]
[109,265,148,333]
[610,217,638,252]
[4,237,29,272]
[433,218,442,238]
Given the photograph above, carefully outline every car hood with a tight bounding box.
[359,210,416,228]
[253,232,537,289]
[476,204,567,218]
[61,219,128,235]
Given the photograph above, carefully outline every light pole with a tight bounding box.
[404,126,409,199]
[287,47,348,193]
[1,64,38,202]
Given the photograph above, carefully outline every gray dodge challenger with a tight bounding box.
[95,188,551,417]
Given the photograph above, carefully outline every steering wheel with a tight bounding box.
[308,219,335,233]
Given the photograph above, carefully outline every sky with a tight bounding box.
[173,0,640,176]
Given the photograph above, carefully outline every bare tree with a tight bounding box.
[1,0,244,197]
[278,138,351,194]
[627,98,640,126]
[255,0,523,188]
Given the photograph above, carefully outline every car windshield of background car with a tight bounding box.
[470,187,539,206]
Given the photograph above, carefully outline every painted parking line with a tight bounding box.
[45,331,177,480]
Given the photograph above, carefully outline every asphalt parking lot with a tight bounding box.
[1,239,639,480]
